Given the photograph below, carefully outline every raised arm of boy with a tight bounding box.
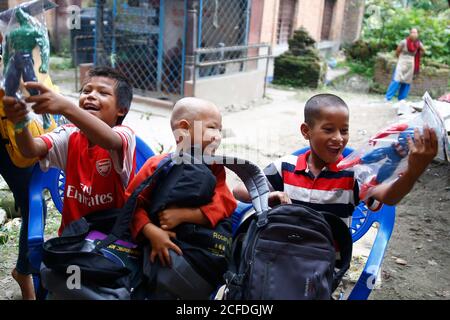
[370,126,438,205]
[3,82,123,159]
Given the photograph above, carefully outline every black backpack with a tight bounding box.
[217,159,353,300]
[40,156,176,300]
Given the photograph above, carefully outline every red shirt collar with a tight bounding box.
[295,149,343,173]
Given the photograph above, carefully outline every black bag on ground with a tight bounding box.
[40,157,174,300]
[211,157,353,300]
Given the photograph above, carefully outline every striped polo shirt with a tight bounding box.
[264,150,360,225]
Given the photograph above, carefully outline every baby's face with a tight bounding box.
[305,106,349,164]
[191,107,223,156]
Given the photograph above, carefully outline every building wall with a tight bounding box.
[295,0,325,42]
[328,0,346,41]
[186,69,266,109]
[259,0,279,46]
[341,0,365,44]
[258,0,364,50]
[249,0,264,45]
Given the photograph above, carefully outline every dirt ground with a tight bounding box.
[370,162,450,300]
[0,85,448,300]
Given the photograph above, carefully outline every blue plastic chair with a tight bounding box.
[27,136,155,298]
[231,147,396,300]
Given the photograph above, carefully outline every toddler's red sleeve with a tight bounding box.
[126,154,167,241]
[200,164,237,227]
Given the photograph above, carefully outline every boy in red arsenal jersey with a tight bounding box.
[126,97,237,267]
[3,67,135,298]
[233,93,438,225]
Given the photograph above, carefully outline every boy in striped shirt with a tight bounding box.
[234,93,438,225]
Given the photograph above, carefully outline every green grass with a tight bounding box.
[344,60,375,79]
[0,191,61,287]
[49,56,73,71]
[43,201,62,238]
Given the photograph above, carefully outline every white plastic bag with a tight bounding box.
[337,92,449,200]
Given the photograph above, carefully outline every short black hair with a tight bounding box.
[84,66,133,125]
[304,93,348,126]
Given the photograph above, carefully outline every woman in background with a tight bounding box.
[385,28,425,101]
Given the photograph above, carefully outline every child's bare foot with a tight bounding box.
[11,268,36,300]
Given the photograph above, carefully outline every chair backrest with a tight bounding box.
[136,136,155,170]
[32,135,154,214]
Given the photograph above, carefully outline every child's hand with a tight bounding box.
[268,191,292,206]
[142,223,182,267]
[24,82,76,116]
[159,207,184,230]
[2,96,29,125]
[406,126,438,176]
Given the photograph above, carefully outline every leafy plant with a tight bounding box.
[362,1,450,65]
[273,28,326,88]
[406,0,450,11]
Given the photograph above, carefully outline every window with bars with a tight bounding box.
[94,0,186,98]
[197,0,250,78]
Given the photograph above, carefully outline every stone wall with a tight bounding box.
[374,53,450,98]
[185,69,266,110]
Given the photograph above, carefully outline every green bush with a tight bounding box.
[273,54,323,88]
[341,40,385,79]
[287,28,316,55]
[273,28,326,88]
[343,39,389,62]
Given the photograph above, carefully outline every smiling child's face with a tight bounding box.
[79,76,124,127]
[189,107,223,155]
[301,105,349,164]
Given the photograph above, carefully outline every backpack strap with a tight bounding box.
[203,155,270,225]
[170,152,270,217]
[93,155,174,252]
[95,154,270,251]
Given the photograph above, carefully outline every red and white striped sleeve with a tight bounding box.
[110,125,136,187]
[38,124,78,172]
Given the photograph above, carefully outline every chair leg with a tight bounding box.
[32,273,48,300]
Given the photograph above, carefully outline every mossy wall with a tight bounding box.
[373,52,450,97]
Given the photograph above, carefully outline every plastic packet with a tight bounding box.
[0,0,56,130]
[337,92,449,201]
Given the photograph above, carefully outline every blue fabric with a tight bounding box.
[385,79,400,101]
[4,52,39,96]
[385,80,411,101]
[397,83,411,100]
[385,67,411,101]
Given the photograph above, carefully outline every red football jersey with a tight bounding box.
[39,124,136,235]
